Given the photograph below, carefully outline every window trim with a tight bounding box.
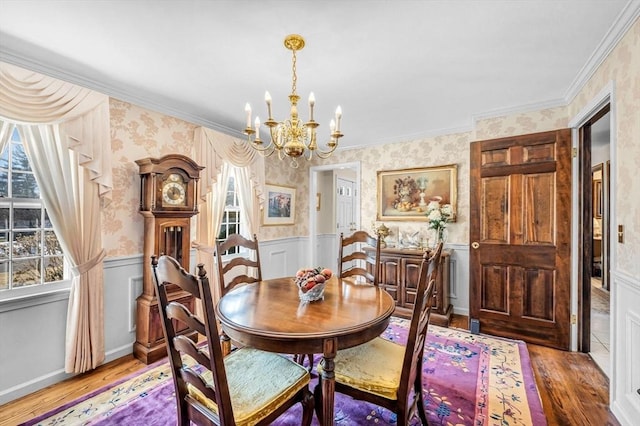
[0,129,68,297]
[0,278,71,306]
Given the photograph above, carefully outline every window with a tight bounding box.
[216,170,242,256]
[0,128,65,295]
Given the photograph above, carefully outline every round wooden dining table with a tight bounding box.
[215,275,395,426]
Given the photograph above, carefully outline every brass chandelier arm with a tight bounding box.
[312,142,340,159]
[245,133,277,158]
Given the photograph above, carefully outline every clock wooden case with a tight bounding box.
[133,154,204,364]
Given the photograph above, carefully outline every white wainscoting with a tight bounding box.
[445,243,469,317]
[611,270,640,426]
[0,254,145,405]
[259,236,308,279]
[316,233,338,272]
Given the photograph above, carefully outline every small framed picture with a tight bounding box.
[316,193,321,211]
[262,183,296,226]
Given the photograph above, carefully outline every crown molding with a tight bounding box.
[0,50,244,139]
[471,98,567,125]
[563,0,640,104]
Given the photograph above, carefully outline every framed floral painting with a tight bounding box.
[376,164,457,221]
[262,183,296,226]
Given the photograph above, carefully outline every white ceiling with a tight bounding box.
[0,1,635,150]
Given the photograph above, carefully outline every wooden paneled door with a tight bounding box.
[470,129,572,350]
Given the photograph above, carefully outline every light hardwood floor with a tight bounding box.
[0,315,620,426]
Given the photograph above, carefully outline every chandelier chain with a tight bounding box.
[291,49,297,95]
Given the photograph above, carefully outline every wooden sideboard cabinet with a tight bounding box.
[365,247,452,327]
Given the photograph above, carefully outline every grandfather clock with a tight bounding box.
[133,154,204,364]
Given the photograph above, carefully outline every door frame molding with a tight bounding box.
[308,161,361,266]
[568,80,616,355]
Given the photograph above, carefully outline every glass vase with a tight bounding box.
[432,227,447,248]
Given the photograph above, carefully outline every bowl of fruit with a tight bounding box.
[295,267,333,302]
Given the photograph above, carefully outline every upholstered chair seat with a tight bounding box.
[188,348,310,425]
[317,337,405,400]
[151,255,314,425]
[314,243,443,426]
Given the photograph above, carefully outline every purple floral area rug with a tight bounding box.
[23,318,546,425]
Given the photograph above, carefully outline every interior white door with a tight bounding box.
[336,178,356,271]
[336,178,356,236]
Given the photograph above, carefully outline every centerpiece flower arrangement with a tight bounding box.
[425,200,454,244]
[295,267,333,302]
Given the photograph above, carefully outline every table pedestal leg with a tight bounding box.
[321,338,337,426]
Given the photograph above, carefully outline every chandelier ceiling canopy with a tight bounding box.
[243,34,343,168]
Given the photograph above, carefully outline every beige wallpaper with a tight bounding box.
[103,99,198,256]
[474,106,568,140]
[568,17,639,277]
[312,132,473,245]
[260,156,310,240]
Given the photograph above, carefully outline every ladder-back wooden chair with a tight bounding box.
[214,233,262,355]
[152,255,314,426]
[315,245,442,425]
[427,241,444,287]
[295,230,383,371]
[337,230,381,285]
[215,233,262,297]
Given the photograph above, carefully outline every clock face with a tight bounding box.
[162,174,187,206]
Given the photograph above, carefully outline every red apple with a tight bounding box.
[305,279,317,290]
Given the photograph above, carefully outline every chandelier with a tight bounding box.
[243,34,343,168]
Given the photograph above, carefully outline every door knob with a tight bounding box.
[471,242,480,249]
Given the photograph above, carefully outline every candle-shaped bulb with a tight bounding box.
[309,92,315,121]
[330,119,336,133]
[255,116,260,139]
[245,103,252,128]
[264,92,273,119]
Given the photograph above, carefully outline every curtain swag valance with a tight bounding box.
[0,61,113,202]
[195,126,265,208]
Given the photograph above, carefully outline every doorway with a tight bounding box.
[579,108,611,376]
[308,162,361,270]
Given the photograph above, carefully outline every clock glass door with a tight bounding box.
[160,225,186,266]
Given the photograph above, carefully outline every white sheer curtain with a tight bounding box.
[236,166,260,235]
[0,62,112,373]
[194,165,229,302]
[193,127,264,302]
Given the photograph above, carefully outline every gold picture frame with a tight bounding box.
[262,183,296,226]
[592,163,603,219]
[377,164,457,221]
